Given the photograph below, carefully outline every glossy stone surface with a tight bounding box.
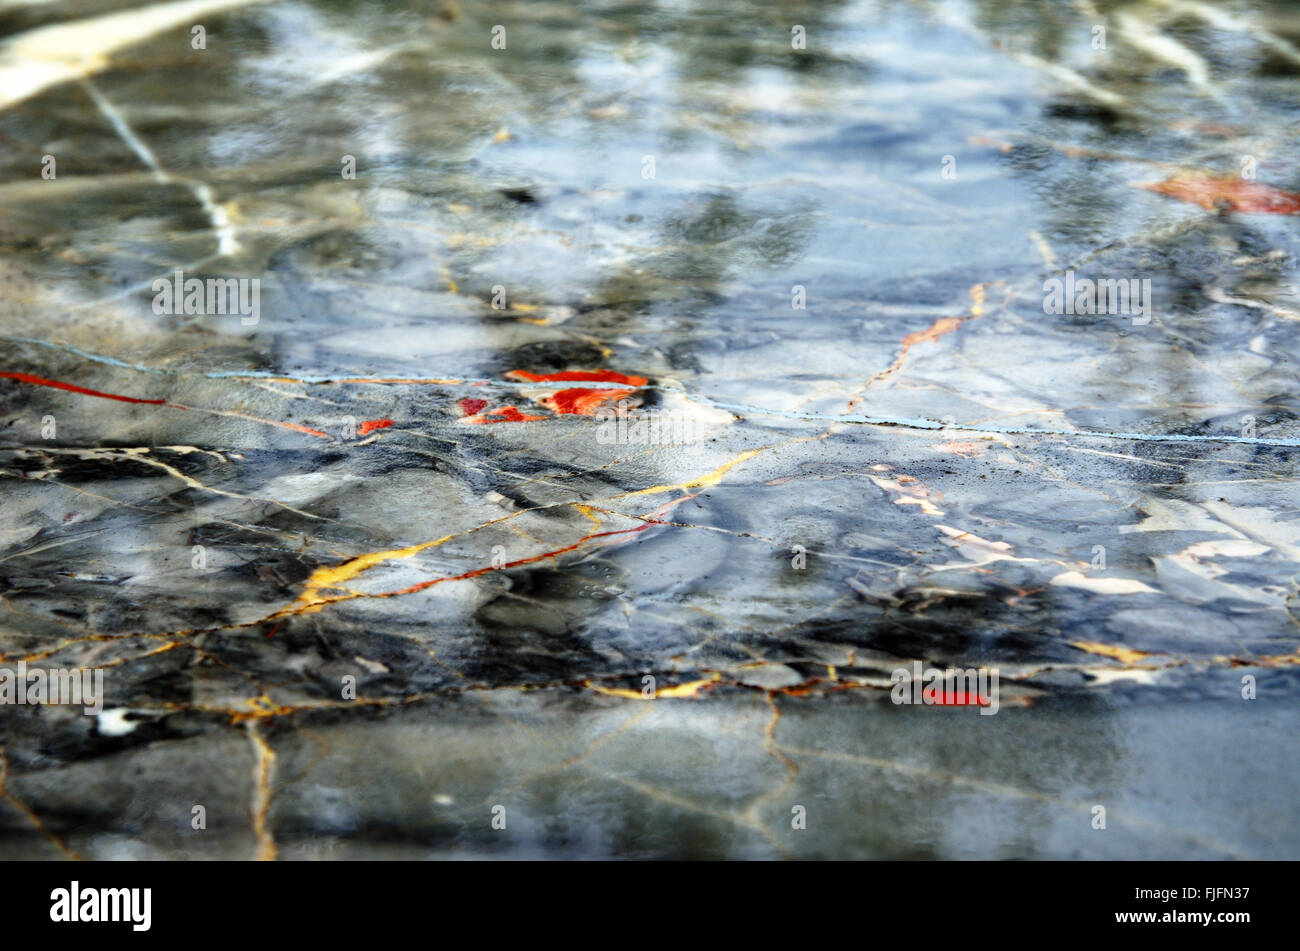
[1,0,1298,859]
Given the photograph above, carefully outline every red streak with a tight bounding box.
[301,494,696,613]
[252,418,329,439]
[4,371,331,439]
[393,523,655,596]
[459,398,489,416]
[357,418,394,436]
[0,372,166,405]
[384,496,691,597]
[1143,174,1300,214]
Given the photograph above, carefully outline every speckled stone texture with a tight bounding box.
[1,0,1298,859]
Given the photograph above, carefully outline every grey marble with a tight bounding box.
[0,0,1298,859]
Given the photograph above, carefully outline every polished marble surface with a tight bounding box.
[1,0,1298,859]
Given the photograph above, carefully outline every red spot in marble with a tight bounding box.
[543,388,628,415]
[505,369,648,386]
[1141,173,1300,214]
[357,418,394,436]
[504,369,647,416]
[459,398,489,416]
